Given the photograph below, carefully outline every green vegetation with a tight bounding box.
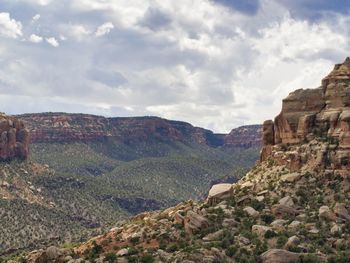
[0,139,259,256]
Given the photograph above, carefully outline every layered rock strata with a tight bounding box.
[261,57,350,173]
[19,113,262,148]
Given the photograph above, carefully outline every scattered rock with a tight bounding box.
[252,225,272,238]
[117,248,129,257]
[271,219,288,230]
[272,204,297,219]
[222,218,238,227]
[260,249,300,263]
[288,221,302,232]
[285,236,300,249]
[207,184,233,204]
[330,224,342,235]
[279,196,294,207]
[184,211,209,234]
[319,206,336,221]
[334,203,350,221]
[281,173,301,183]
[202,230,224,242]
[45,246,61,260]
[243,206,260,218]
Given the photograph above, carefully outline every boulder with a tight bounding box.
[243,206,260,218]
[184,211,209,234]
[272,204,297,219]
[252,225,272,238]
[207,184,233,204]
[260,249,300,263]
[288,221,302,232]
[281,173,301,183]
[279,196,295,207]
[117,248,129,257]
[319,206,336,221]
[285,236,300,249]
[334,203,350,221]
[202,230,224,242]
[271,219,288,230]
[330,224,342,235]
[45,246,61,260]
[222,218,238,228]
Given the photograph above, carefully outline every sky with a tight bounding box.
[0,0,349,132]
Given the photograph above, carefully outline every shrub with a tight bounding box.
[328,252,350,263]
[128,247,138,256]
[300,254,318,263]
[85,240,102,260]
[261,214,275,224]
[140,254,155,263]
[166,243,178,253]
[226,245,238,257]
[130,236,140,245]
[276,235,288,248]
[104,252,117,263]
[264,230,277,239]
[251,200,265,211]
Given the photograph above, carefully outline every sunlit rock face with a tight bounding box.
[261,58,350,172]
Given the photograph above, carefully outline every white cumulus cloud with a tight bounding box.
[65,24,91,40]
[29,34,43,43]
[95,22,114,37]
[46,37,59,47]
[32,14,41,22]
[0,12,23,39]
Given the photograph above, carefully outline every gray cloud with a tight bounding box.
[211,0,260,15]
[140,7,172,31]
[0,0,349,132]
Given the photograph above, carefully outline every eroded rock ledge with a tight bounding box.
[261,57,350,173]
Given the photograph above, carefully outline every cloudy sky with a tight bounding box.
[0,0,349,132]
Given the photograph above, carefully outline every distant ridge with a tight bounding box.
[17,112,262,148]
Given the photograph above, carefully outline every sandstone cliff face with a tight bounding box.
[261,57,350,173]
[224,124,262,147]
[0,113,29,160]
[19,113,261,148]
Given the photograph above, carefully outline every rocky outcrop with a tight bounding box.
[261,58,350,173]
[19,113,261,148]
[0,113,29,160]
[224,124,262,147]
[207,183,233,204]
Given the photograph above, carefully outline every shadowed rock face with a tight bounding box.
[0,113,29,160]
[261,58,350,172]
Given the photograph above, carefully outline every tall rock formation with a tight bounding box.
[261,57,350,173]
[0,113,29,160]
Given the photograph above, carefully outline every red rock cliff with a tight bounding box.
[261,57,350,172]
[0,113,29,160]
[18,113,261,148]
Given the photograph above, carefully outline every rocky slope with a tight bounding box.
[15,59,350,263]
[0,113,29,160]
[18,113,262,148]
[0,115,261,257]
